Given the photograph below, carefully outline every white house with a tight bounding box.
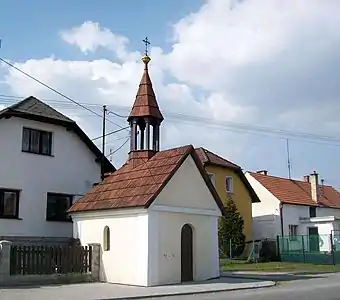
[246,170,340,252]
[68,54,224,287]
[0,96,115,244]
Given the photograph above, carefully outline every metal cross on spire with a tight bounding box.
[142,37,150,56]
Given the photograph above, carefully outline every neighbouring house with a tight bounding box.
[246,170,340,252]
[68,54,224,287]
[0,97,115,244]
[195,147,260,247]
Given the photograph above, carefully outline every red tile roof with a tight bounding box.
[249,172,340,208]
[195,148,260,203]
[128,56,163,121]
[69,145,224,213]
[195,147,240,170]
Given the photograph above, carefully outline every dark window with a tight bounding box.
[22,128,52,156]
[289,224,298,240]
[225,176,233,193]
[103,226,110,251]
[0,189,19,219]
[309,207,317,218]
[46,193,73,222]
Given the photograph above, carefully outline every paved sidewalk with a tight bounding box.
[0,277,275,300]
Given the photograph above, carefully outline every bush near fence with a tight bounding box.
[10,245,92,276]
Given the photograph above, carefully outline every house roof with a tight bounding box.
[127,56,164,122]
[249,172,340,208]
[195,147,240,170]
[195,147,260,203]
[68,144,224,214]
[0,96,115,173]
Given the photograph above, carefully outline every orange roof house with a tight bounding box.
[69,51,224,287]
[245,170,340,243]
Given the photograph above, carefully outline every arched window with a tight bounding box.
[103,226,110,251]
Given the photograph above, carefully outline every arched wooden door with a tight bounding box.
[181,224,193,282]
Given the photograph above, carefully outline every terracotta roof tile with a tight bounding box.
[69,145,225,213]
[195,147,240,169]
[250,172,340,208]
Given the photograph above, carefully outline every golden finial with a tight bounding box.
[142,37,151,67]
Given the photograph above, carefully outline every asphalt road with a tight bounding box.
[147,273,340,300]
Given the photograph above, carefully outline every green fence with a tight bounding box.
[277,233,340,265]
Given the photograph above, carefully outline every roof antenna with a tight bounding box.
[286,138,292,179]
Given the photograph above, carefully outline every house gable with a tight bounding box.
[0,96,115,172]
[150,155,221,216]
[245,172,281,215]
[195,147,260,203]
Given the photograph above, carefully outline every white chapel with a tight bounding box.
[68,51,224,287]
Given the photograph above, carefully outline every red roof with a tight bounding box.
[195,147,240,169]
[128,56,163,121]
[249,172,340,208]
[69,145,224,213]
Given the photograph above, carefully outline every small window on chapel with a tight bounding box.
[103,226,110,251]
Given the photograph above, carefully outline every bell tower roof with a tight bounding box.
[127,54,163,122]
[127,38,163,164]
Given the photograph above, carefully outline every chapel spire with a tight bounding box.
[128,37,163,157]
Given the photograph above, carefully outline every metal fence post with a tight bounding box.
[301,235,306,263]
[330,233,335,265]
[0,240,12,278]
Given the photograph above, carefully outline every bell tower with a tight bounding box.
[127,38,164,165]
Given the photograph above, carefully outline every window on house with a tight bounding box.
[46,193,73,222]
[225,176,233,193]
[309,207,316,218]
[103,226,110,251]
[22,127,52,156]
[289,224,298,240]
[0,189,19,219]
[207,173,215,187]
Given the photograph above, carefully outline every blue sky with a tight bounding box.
[0,0,202,60]
[1,0,340,188]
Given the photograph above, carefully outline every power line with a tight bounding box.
[0,58,128,130]
[107,109,128,119]
[91,126,130,141]
[1,93,340,146]
[108,137,130,156]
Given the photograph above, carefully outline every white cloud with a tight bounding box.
[60,21,139,61]
[2,1,340,185]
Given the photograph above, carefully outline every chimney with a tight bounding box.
[256,170,268,175]
[303,175,310,183]
[310,171,319,203]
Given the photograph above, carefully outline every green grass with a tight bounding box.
[220,259,340,273]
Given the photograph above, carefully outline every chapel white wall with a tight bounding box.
[148,211,219,286]
[148,155,221,285]
[72,209,149,286]
[0,117,101,238]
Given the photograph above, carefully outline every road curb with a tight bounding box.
[99,281,276,300]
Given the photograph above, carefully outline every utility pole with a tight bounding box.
[101,105,107,181]
[286,138,292,179]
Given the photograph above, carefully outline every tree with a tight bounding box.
[218,199,245,258]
